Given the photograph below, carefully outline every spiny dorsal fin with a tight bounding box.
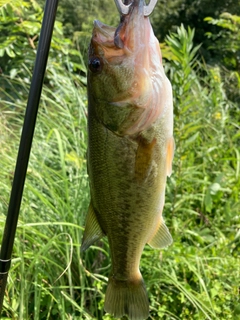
[148,219,173,249]
[81,202,104,252]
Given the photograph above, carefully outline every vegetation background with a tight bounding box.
[0,0,239,319]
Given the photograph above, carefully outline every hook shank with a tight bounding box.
[114,0,158,16]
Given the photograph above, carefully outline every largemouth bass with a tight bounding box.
[81,0,174,319]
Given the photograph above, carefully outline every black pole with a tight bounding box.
[0,0,59,314]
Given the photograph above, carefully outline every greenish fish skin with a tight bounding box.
[81,1,174,319]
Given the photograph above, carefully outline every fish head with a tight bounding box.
[88,0,171,136]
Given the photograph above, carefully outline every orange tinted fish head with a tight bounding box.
[87,0,168,136]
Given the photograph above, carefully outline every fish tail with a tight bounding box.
[104,273,149,320]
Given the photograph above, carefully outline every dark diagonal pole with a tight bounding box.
[0,0,59,314]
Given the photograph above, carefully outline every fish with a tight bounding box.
[81,0,174,319]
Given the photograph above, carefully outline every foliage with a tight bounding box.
[37,0,119,58]
[158,26,240,319]
[151,0,240,44]
[16,0,240,63]
[162,25,201,112]
[204,13,240,105]
[0,62,90,320]
[0,0,85,79]
[205,13,240,70]
[0,1,239,320]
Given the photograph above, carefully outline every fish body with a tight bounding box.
[81,1,174,319]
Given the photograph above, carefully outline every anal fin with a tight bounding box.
[81,202,104,252]
[148,219,173,249]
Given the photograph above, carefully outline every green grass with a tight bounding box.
[0,26,239,319]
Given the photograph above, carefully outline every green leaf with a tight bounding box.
[205,190,212,213]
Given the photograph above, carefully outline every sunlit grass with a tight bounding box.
[0,26,239,319]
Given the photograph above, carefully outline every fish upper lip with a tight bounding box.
[92,0,145,50]
[93,20,116,40]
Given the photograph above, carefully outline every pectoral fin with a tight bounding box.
[135,136,156,182]
[81,202,104,252]
[166,136,175,177]
[148,219,173,249]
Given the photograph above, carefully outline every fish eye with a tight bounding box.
[88,56,103,73]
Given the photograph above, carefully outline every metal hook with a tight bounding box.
[114,0,158,16]
[143,0,158,16]
[114,0,132,15]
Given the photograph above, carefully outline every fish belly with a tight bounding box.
[83,110,171,319]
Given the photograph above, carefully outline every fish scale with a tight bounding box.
[81,0,174,319]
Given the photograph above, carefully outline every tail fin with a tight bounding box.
[104,274,149,320]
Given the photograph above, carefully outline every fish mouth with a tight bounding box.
[93,20,116,48]
[91,20,125,62]
[90,0,145,61]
